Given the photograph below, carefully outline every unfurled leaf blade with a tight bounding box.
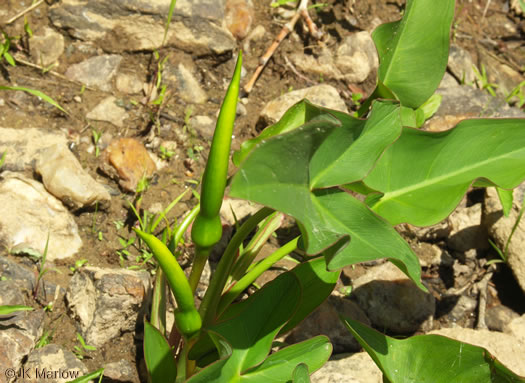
[364,119,525,226]
[372,0,455,108]
[292,363,311,383]
[143,321,177,383]
[233,100,325,166]
[0,85,67,114]
[230,101,423,290]
[497,187,514,217]
[241,337,331,383]
[310,100,401,188]
[187,272,301,383]
[342,317,525,383]
[0,305,33,316]
[279,257,340,335]
[67,368,105,383]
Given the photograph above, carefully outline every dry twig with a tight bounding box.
[14,55,97,91]
[476,265,496,330]
[5,0,45,25]
[243,0,322,95]
[481,0,492,21]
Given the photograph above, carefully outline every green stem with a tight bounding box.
[217,236,299,316]
[188,246,211,293]
[230,211,283,282]
[173,204,200,250]
[150,267,167,335]
[135,230,201,338]
[199,207,274,326]
[150,189,189,233]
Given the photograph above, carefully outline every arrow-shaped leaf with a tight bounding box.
[230,101,423,289]
[187,272,301,382]
[372,0,455,108]
[364,119,525,226]
[343,316,525,383]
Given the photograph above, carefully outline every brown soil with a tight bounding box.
[1,0,525,381]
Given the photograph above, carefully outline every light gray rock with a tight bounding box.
[0,172,82,261]
[30,27,65,67]
[220,197,263,226]
[243,24,266,52]
[289,32,378,85]
[447,203,486,252]
[116,73,144,95]
[0,256,36,291]
[439,72,460,89]
[164,63,208,104]
[290,47,342,82]
[487,305,520,332]
[413,242,453,267]
[447,294,477,322]
[399,221,451,242]
[67,267,151,347]
[190,115,215,140]
[260,84,347,125]
[0,256,64,304]
[0,128,68,172]
[430,327,525,377]
[427,85,525,132]
[65,55,122,92]
[23,344,88,383]
[0,279,27,307]
[0,127,109,209]
[505,314,525,344]
[351,262,435,333]
[49,0,235,55]
[103,359,137,382]
[286,296,370,353]
[36,144,111,209]
[335,31,379,83]
[0,281,44,374]
[86,96,129,127]
[312,352,382,383]
[480,50,524,97]
[447,44,476,84]
[483,186,525,294]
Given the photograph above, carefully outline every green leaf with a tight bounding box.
[233,100,326,166]
[279,257,340,335]
[241,337,330,383]
[400,106,417,128]
[4,51,16,66]
[230,101,423,290]
[0,85,67,114]
[292,363,311,383]
[342,317,525,383]
[0,305,33,316]
[309,100,402,188]
[192,256,338,366]
[364,119,525,226]
[416,94,442,126]
[67,368,105,383]
[372,0,455,108]
[143,321,177,383]
[162,0,178,46]
[497,187,514,217]
[187,272,302,382]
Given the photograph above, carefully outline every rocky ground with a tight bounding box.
[1,0,525,382]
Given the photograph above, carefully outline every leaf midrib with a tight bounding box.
[310,193,407,260]
[379,1,414,88]
[371,147,525,209]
